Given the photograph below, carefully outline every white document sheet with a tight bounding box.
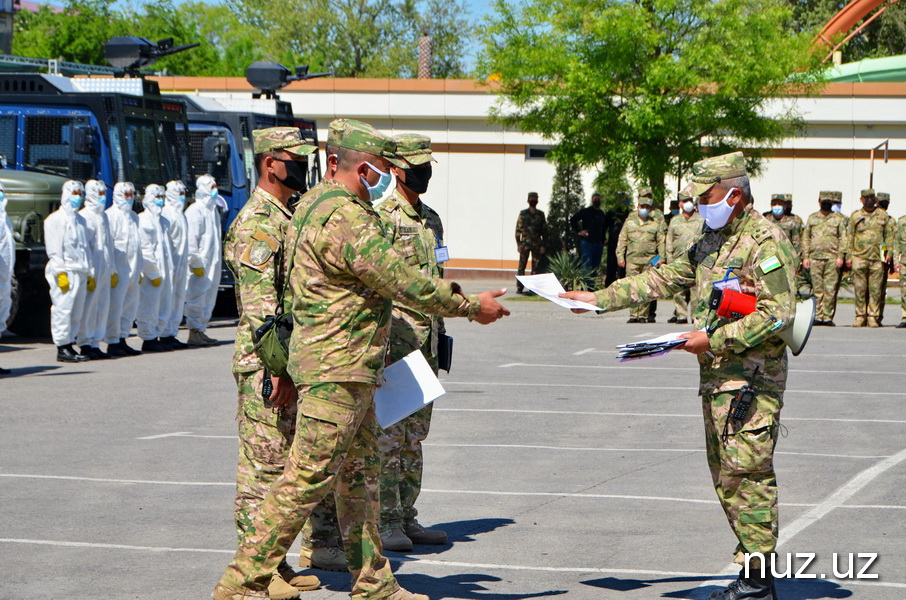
[374,350,446,429]
[516,273,603,312]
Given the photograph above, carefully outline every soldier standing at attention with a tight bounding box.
[616,196,665,323]
[766,194,801,250]
[223,127,330,599]
[845,189,894,327]
[515,192,548,294]
[212,119,509,600]
[895,208,906,328]
[666,192,703,324]
[376,134,449,551]
[876,192,896,323]
[801,191,846,326]
[636,186,665,321]
[562,152,796,600]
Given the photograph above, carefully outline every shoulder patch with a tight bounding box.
[254,206,271,217]
[758,255,782,274]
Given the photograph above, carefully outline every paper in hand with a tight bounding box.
[374,350,446,429]
[515,273,602,311]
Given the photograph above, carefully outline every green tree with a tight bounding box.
[13,0,122,65]
[478,0,826,209]
[227,0,474,77]
[547,160,585,253]
[790,0,906,62]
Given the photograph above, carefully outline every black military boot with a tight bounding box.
[119,338,142,356]
[141,338,168,353]
[160,335,189,350]
[106,342,130,358]
[708,571,776,600]
[57,344,89,363]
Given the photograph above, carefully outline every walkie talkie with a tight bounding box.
[729,384,756,421]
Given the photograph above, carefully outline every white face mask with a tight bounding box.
[682,200,695,213]
[831,204,842,213]
[638,208,650,219]
[698,188,737,230]
[771,205,785,217]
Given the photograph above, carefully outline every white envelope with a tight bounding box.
[374,350,446,429]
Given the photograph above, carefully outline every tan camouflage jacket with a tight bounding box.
[377,189,446,364]
[284,180,478,384]
[845,208,894,261]
[224,187,290,374]
[801,211,846,261]
[595,205,796,396]
[617,213,666,266]
[896,215,906,265]
[515,208,548,248]
[765,213,801,253]
[666,211,704,260]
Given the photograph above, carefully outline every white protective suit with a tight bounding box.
[76,180,114,348]
[0,183,15,333]
[44,181,92,346]
[136,185,174,341]
[183,175,222,332]
[104,182,142,344]
[162,180,189,338]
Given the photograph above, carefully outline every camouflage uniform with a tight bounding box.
[217,120,480,600]
[666,207,703,321]
[896,214,906,325]
[375,134,444,535]
[617,208,666,321]
[515,206,548,291]
[223,129,340,566]
[845,190,894,327]
[595,153,795,568]
[801,192,846,323]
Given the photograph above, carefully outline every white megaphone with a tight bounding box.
[712,290,815,356]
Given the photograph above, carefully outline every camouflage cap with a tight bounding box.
[686,151,747,197]
[253,127,317,156]
[677,189,693,201]
[637,186,653,198]
[770,193,792,203]
[393,133,436,166]
[327,119,406,168]
[877,192,890,201]
[861,188,876,198]
[819,191,842,201]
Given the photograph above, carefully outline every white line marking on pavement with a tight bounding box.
[135,431,194,440]
[424,443,889,459]
[442,380,906,397]
[573,347,596,355]
[1,537,903,589]
[777,447,906,547]
[434,408,906,424]
[0,473,232,486]
[498,362,906,376]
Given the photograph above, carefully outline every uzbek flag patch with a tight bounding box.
[758,256,782,274]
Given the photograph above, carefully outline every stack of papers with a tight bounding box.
[515,273,603,311]
[616,332,689,361]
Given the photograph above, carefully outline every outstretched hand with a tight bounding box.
[475,288,511,324]
[559,290,598,314]
[679,331,711,355]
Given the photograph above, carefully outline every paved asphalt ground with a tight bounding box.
[1,281,904,600]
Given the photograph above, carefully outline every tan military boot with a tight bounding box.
[852,317,866,327]
[277,560,321,591]
[268,572,302,600]
[404,519,448,545]
[200,330,218,344]
[380,528,413,552]
[867,317,881,328]
[299,541,347,572]
[211,583,268,600]
[380,586,430,600]
[188,329,209,346]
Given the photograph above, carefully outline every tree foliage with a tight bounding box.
[547,160,585,252]
[226,0,475,78]
[478,0,827,208]
[790,0,906,62]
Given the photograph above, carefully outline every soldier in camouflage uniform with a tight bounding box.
[375,134,449,551]
[845,189,894,327]
[666,192,703,324]
[213,119,509,600]
[515,192,548,294]
[876,193,896,323]
[895,210,906,328]
[636,187,665,320]
[223,127,334,599]
[617,196,665,322]
[564,152,795,600]
[802,191,847,326]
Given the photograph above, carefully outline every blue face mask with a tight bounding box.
[771,205,784,217]
[210,188,218,199]
[0,191,5,202]
[154,196,165,207]
[69,195,83,209]
[98,194,106,204]
[179,194,186,203]
[361,162,392,201]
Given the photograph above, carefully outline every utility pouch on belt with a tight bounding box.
[254,314,294,378]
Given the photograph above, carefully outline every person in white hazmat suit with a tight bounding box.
[0,183,14,375]
[184,174,222,347]
[161,180,190,350]
[137,184,175,353]
[104,182,142,357]
[44,180,92,363]
[76,180,114,360]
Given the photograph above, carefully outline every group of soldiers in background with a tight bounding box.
[515,185,906,328]
[41,174,224,364]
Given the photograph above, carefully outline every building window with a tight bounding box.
[525,146,552,160]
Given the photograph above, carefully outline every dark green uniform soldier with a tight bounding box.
[564,152,796,600]
[515,192,549,293]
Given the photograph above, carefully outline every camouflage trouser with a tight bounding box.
[702,391,782,567]
[673,289,691,320]
[626,262,655,320]
[378,402,433,532]
[220,381,398,599]
[516,247,545,291]
[809,259,840,322]
[901,265,906,320]
[233,371,340,546]
[851,257,885,320]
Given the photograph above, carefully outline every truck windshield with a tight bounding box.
[186,124,231,194]
[23,115,96,181]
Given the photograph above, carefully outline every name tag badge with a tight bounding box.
[434,245,450,263]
